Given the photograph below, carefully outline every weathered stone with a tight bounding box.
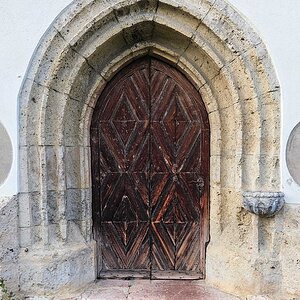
[63,98,86,147]
[45,146,65,191]
[19,146,42,193]
[243,191,285,217]
[152,23,191,57]
[29,27,69,87]
[19,242,96,296]
[0,196,19,294]
[180,40,221,80]
[85,30,127,75]
[155,1,199,38]
[66,188,82,221]
[280,204,300,298]
[65,147,81,189]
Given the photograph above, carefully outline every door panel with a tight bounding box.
[91,57,209,279]
[92,60,151,277]
[150,60,207,278]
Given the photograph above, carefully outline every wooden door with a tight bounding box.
[91,57,209,279]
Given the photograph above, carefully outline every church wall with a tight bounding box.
[2,0,300,205]
[0,1,299,299]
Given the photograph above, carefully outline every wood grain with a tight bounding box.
[91,57,210,279]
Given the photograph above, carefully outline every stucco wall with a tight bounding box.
[0,0,71,196]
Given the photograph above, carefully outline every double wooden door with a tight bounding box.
[91,57,209,279]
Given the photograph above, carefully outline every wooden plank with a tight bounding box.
[100,270,150,279]
[151,270,203,280]
[150,59,207,277]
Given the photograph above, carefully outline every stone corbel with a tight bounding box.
[242,191,285,217]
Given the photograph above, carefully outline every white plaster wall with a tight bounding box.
[0,0,71,196]
[0,0,299,203]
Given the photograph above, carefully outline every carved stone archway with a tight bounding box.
[18,0,281,296]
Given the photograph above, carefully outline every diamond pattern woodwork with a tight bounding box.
[91,57,209,279]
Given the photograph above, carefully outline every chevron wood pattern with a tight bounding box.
[91,57,210,279]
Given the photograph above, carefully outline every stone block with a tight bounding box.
[206,237,258,297]
[18,193,31,228]
[179,101,219,162]
[240,154,260,191]
[63,98,86,147]
[30,28,69,87]
[150,45,180,65]
[66,189,82,221]
[69,62,103,104]
[45,146,66,191]
[260,101,280,156]
[84,77,106,109]
[19,80,49,147]
[159,0,212,21]
[199,84,219,114]
[19,242,96,297]
[48,46,87,96]
[181,40,221,82]
[152,23,191,56]
[19,146,42,193]
[257,155,280,190]
[67,220,89,243]
[230,57,257,101]
[115,0,157,28]
[72,11,120,59]
[79,147,92,190]
[280,204,300,298]
[194,22,236,67]
[210,71,240,110]
[203,1,260,57]
[65,147,81,189]
[47,190,65,224]
[81,106,94,147]
[123,21,154,45]
[100,44,149,81]
[155,1,199,38]
[176,58,207,92]
[38,89,68,146]
[243,43,280,95]
[56,2,116,45]
[219,103,242,156]
[87,31,128,75]
[210,155,221,185]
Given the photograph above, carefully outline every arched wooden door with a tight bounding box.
[91,57,210,279]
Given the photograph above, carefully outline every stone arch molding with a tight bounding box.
[18,0,281,295]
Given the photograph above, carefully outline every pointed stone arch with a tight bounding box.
[18,0,281,296]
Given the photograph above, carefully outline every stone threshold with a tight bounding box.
[54,279,241,300]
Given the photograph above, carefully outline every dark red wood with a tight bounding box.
[91,57,210,279]
[150,59,209,278]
